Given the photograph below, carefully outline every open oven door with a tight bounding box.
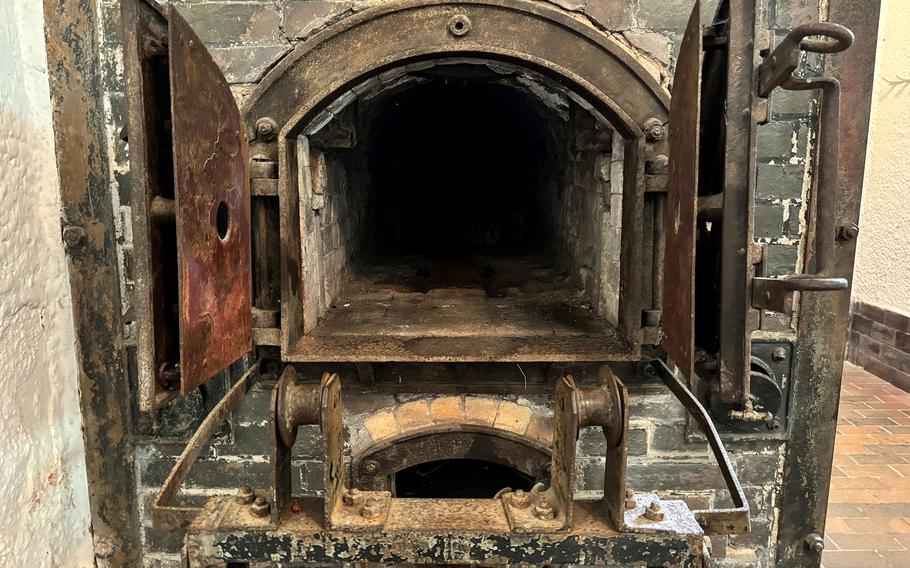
[662,0,758,398]
[123,0,252,411]
[661,0,704,385]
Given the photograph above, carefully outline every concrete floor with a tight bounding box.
[822,363,910,567]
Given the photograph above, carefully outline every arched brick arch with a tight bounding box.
[350,396,553,491]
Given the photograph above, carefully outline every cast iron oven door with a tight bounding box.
[123,0,252,411]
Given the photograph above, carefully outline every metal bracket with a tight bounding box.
[152,361,261,532]
[752,23,854,314]
[153,361,748,551]
[651,359,751,535]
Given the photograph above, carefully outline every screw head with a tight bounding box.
[234,486,255,505]
[772,347,788,362]
[250,496,270,517]
[532,498,556,520]
[361,460,380,475]
[62,225,86,250]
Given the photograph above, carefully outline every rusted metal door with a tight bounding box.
[661,0,702,384]
[123,0,251,410]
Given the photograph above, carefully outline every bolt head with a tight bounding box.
[643,500,665,522]
[805,533,825,553]
[362,460,380,475]
[772,347,788,362]
[532,498,556,520]
[250,496,270,517]
[510,489,531,509]
[234,486,255,505]
[343,487,361,506]
[643,118,665,142]
[255,117,278,140]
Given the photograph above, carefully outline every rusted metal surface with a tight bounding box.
[43,0,141,563]
[184,498,705,567]
[662,1,702,384]
[153,361,260,532]
[751,23,854,315]
[600,365,630,530]
[775,1,882,565]
[122,0,179,412]
[652,360,750,535]
[355,428,550,491]
[158,366,754,563]
[169,6,252,394]
[717,0,758,405]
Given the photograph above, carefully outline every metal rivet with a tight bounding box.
[62,225,86,250]
[772,347,788,362]
[448,14,472,37]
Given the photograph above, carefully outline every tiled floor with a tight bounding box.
[822,363,910,568]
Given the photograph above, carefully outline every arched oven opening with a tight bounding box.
[395,459,535,499]
[289,59,634,362]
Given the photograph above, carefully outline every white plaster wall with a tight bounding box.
[0,0,95,566]
[853,0,910,316]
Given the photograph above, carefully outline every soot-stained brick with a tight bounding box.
[756,163,806,200]
[284,0,355,39]
[757,121,796,159]
[175,3,283,46]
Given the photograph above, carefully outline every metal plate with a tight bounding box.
[169,6,251,394]
[662,1,702,384]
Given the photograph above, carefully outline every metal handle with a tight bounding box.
[754,23,854,313]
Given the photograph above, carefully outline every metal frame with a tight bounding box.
[43,0,142,564]
[237,0,673,363]
[775,1,882,565]
[42,0,880,563]
[151,361,749,565]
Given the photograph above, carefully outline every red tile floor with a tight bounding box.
[822,363,910,567]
